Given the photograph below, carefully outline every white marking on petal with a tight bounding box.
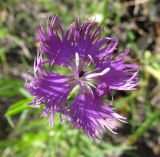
[86,67,110,79]
[100,67,110,75]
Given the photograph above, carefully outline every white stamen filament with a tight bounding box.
[86,67,110,79]
[86,85,94,97]
[84,54,94,71]
[75,52,79,70]
[88,54,94,63]
[86,82,97,89]
[85,67,100,75]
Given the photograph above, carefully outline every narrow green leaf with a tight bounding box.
[5,98,32,117]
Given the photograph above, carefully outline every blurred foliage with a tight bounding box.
[0,0,160,157]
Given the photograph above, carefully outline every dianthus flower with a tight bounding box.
[26,16,138,139]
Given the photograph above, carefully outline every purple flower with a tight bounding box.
[26,16,139,139]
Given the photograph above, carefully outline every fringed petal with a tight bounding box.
[97,48,139,90]
[65,86,126,139]
[25,52,72,125]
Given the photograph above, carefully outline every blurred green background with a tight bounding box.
[0,0,160,157]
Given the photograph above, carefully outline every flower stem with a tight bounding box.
[127,107,160,145]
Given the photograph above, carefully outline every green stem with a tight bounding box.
[127,107,160,145]
[101,0,108,25]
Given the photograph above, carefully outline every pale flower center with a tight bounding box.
[68,53,110,88]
